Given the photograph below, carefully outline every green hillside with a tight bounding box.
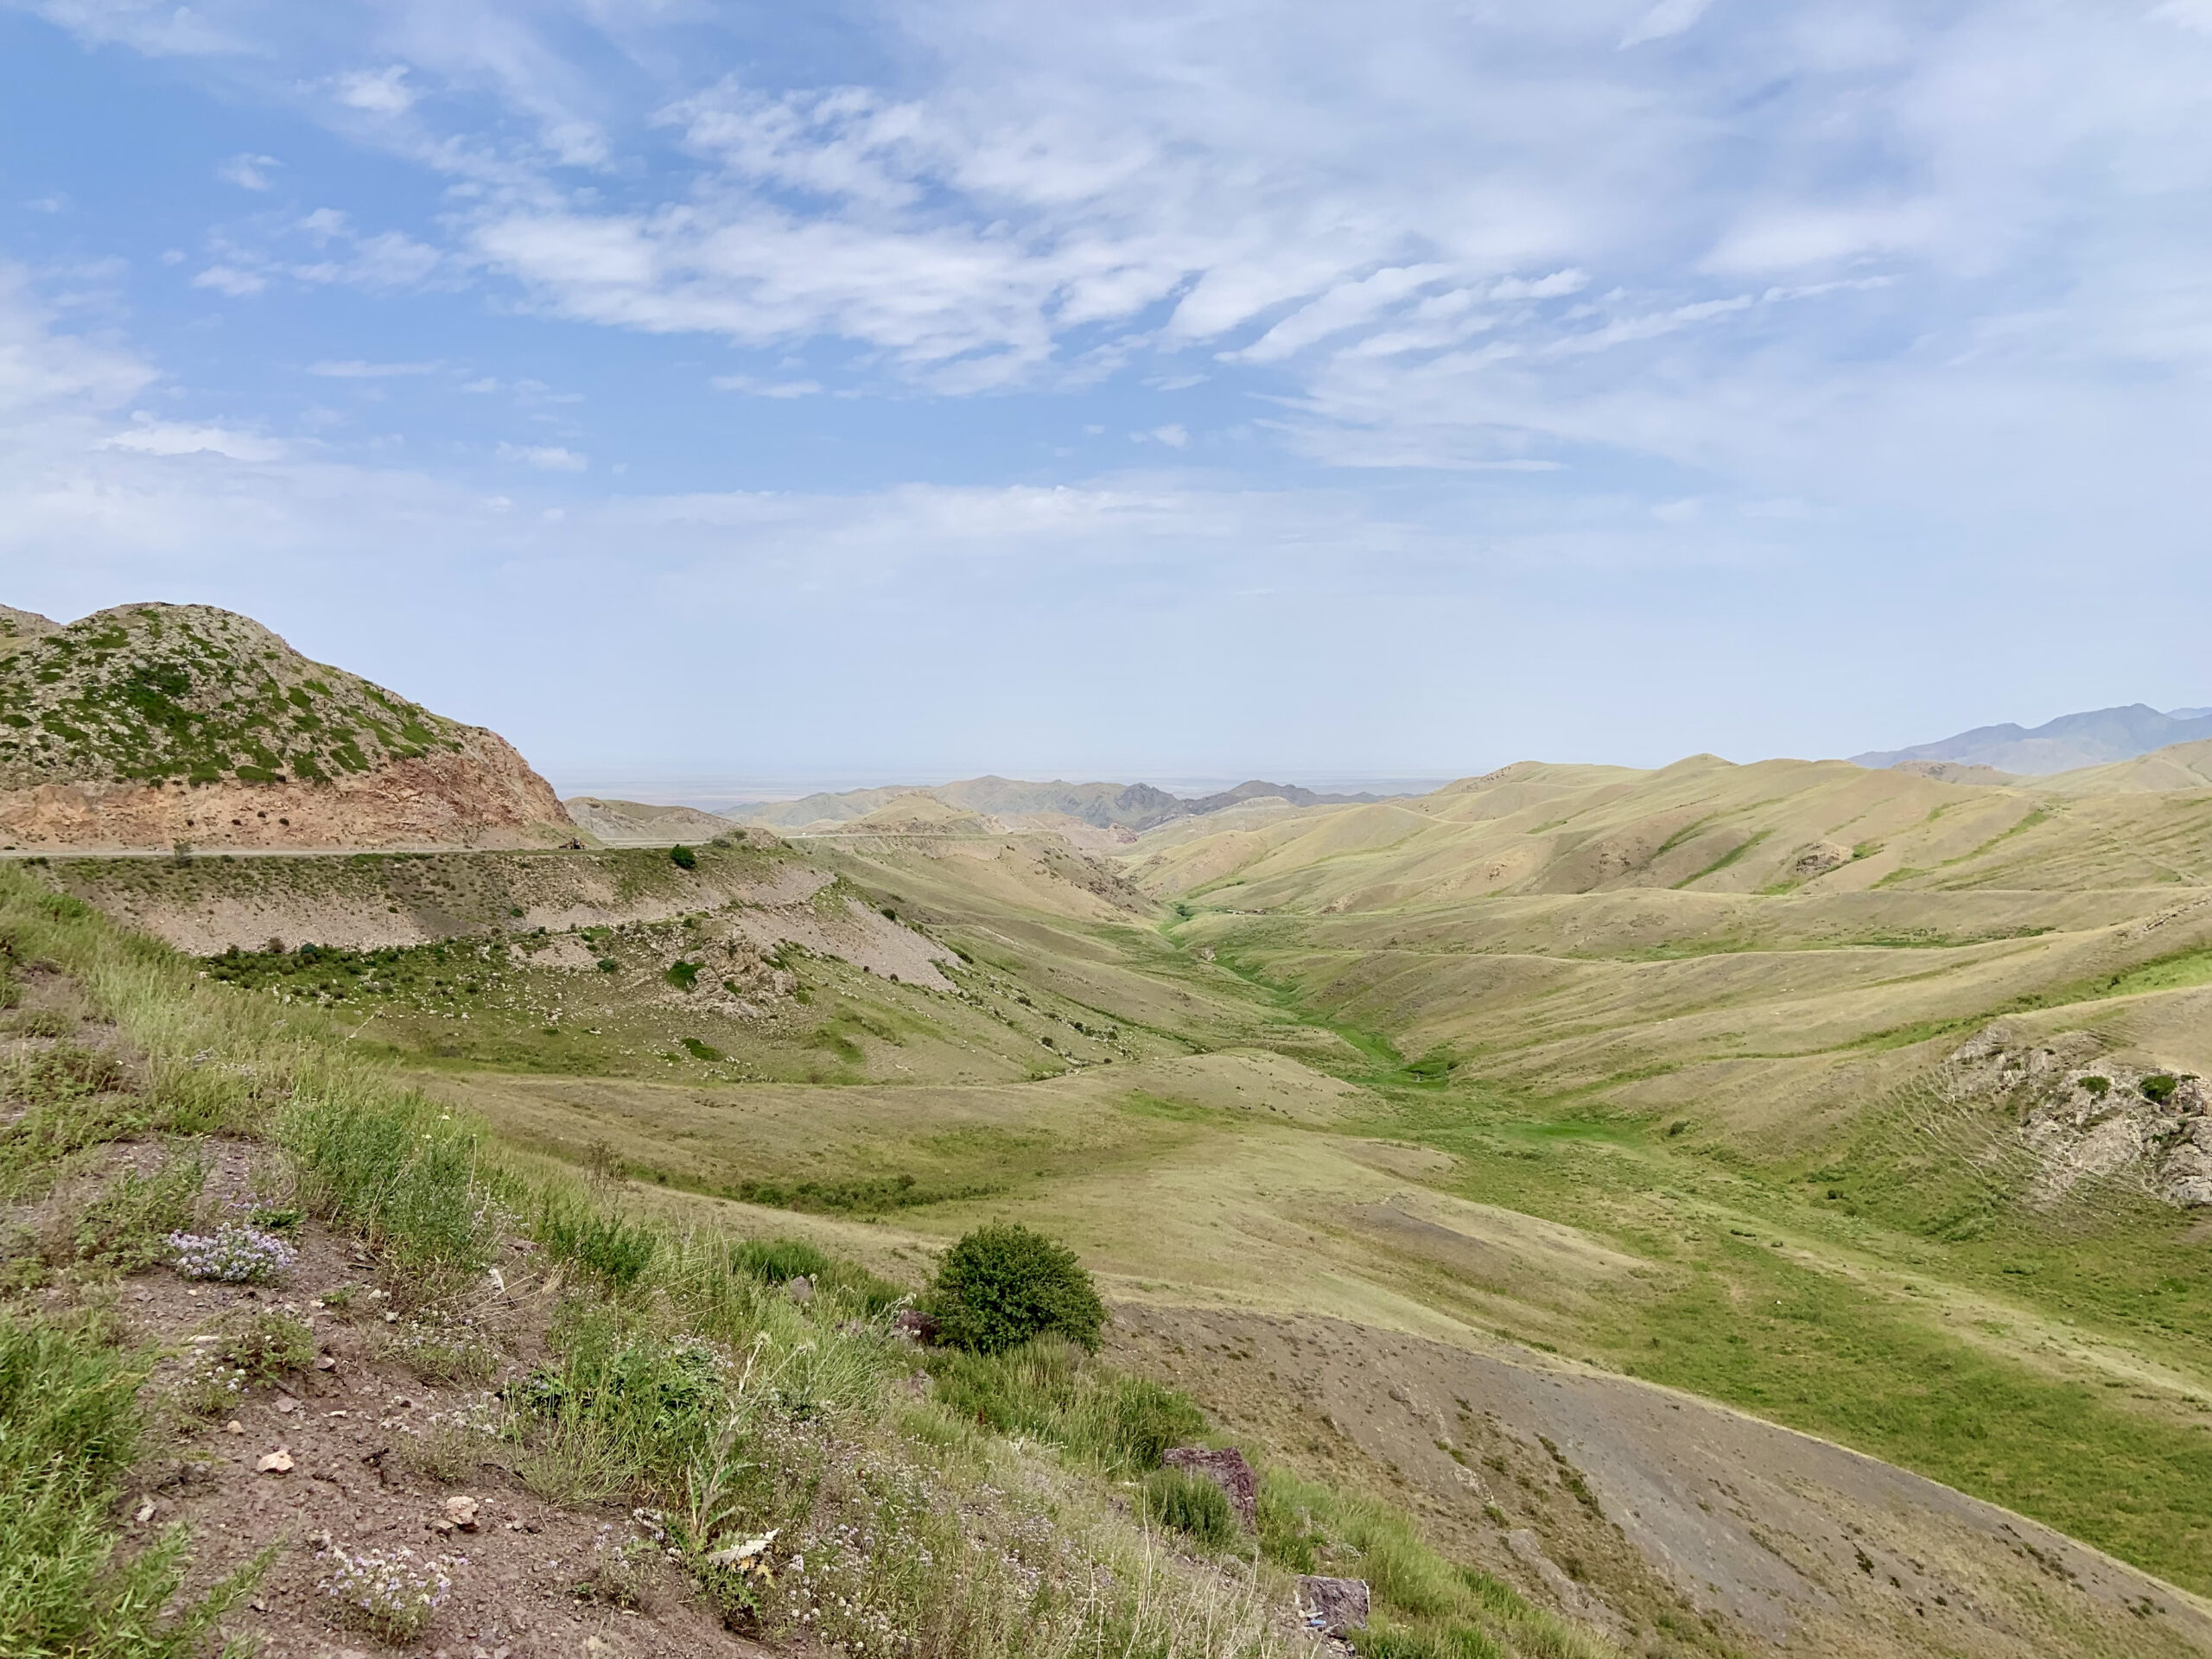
[0,603,467,790]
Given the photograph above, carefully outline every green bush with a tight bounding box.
[2142,1073,2180,1105]
[1141,1467,1236,1549]
[669,845,697,870]
[2080,1076,2111,1097]
[666,961,701,991]
[925,1223,1105,1354]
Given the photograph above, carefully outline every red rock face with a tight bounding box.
[0,728,575,851]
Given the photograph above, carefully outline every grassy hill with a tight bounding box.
[0,603,572,849]
[0,603,469,789]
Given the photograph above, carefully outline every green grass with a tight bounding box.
[924,1336,1207,1477]
[1669,830,1772,890]
[0,1310,270,1656]
[1259,1469,1609,1659]
[1374,1084,2212,1594]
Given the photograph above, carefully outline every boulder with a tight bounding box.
[1161,1446,1257,1531]
[893,1308,939,1344]
[1296,1575,1370,1634]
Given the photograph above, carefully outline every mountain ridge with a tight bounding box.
[1853,702,2212,774]
[724,772,1387,833]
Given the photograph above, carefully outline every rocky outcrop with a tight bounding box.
[1943,1026,2212,1207]
[0,729,570,851]
[1161,1446,1257,1530]
[0,602,574,850]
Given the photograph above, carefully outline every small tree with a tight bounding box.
[670,844,697,870]
[925,1223,1106,1354]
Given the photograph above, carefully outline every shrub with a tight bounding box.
[2080,1076,2111,1097]
[670,845,697,870]
[1142,1467,1236,1550]
[925,1223,1105,1354]
[2142,1073,2180,1105]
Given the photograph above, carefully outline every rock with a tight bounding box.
[275,1395,300,1414]
[224,1421,245,1435]
[1296,1575,1370,1634]
[445,1496,480,1531]
[893,1308,939,1344]
[257,1448,295,1474]
[786,1274,815,1305]
[1161,1446,1258,1531]
[1792,842,1851,877]
[315,1355,338,1371]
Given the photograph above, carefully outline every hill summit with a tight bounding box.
[0,602,574,850]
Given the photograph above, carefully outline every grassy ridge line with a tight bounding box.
[0,865,1621,1659]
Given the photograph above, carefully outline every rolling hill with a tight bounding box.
[0,602,575,850]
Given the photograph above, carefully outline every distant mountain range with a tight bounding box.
[1853,704,2212,776]
[725,774,1387,833]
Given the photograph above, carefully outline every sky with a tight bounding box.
[3,0,2210,791]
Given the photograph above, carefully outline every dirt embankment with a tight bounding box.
[42,842,806,956]
[0,730,575,852]
[1115,1306,2212,1659]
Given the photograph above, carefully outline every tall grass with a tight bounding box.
[0,1311,267,1656]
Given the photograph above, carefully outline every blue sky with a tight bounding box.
[3,0,2211,790]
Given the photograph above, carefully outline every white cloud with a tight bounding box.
[190,264,265,297]
[497,442,588,471]
[105,416,284,461]
[1621,0,1718,48]
[709,374,823,397]
[307,359,437,378]
[1704,205,1943,274]
[216,153,280,190]
[334,66,416,115]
